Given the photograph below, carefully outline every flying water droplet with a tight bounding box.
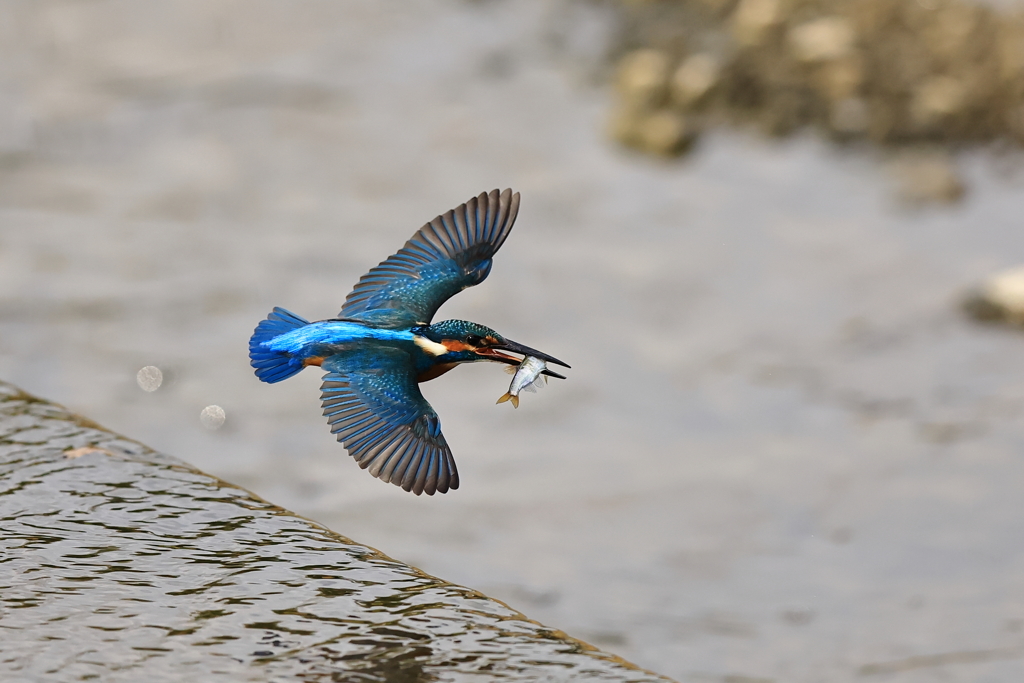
[200,405,226,430]
[137,366,163,392]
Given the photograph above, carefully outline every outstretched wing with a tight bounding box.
[320,349,458,495]
[339,189,520,328]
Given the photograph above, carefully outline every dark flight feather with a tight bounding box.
[320,349,458,495]
[339,189,520,328]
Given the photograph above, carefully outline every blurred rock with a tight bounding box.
[1010,104,1024,143]
[925,2,983,62]
[615,49,671,110]
[964,265,1024,325]
[890,150,965,204]
[609,0,1024,176]
[910,75,968,127]
[788,16,855,63]
[830,97,869,135]
[608,102,647,147]
[817,55,865,102]
[638,109,693,155]
[671,53,720,108]
[732,0,783,47]
[609,105,693,155]
[997,18,1024,83]
[612,48,696,155]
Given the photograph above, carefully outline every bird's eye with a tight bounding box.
[465,334,483,346]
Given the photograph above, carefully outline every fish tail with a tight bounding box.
[495,392,520,409]
[249,307,310,384]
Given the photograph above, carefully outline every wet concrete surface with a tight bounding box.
[2,1,1024,681]
[0,381,667,682]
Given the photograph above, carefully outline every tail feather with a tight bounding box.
[249,307,310,384]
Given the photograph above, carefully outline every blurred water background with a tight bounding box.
[2,1,1024,681]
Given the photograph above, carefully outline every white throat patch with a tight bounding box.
[414,335,449,357]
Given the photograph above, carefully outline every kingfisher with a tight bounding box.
[248,189,569,496]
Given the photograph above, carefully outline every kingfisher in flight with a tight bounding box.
[249,189,569,496]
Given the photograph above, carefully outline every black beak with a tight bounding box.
[483,339,570,380]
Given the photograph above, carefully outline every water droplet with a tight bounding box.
[200,405,226,430]
[137,366,163,392]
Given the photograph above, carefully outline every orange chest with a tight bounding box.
[416,362,458,383]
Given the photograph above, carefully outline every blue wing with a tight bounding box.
[320,349,458,495]
[339,189,520,328]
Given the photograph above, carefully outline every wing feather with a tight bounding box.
[403,441,429,494]
[319,350,458,495]
[339,189,520,327]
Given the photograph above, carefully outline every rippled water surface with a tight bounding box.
[0,382,667,682]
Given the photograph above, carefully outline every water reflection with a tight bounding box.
[0,382,670,682]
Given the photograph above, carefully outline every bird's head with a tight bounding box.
[417,319,569,375]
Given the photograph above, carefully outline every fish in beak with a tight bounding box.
[475,339,570,379]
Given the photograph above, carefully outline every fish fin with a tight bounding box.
[249,307,310,384]
[504,365,518,375]
[523,384,538,394]
[496,392,520,408]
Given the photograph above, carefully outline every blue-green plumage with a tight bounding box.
[249,189,569,496]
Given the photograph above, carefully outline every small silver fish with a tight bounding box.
[496,355,548,409]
